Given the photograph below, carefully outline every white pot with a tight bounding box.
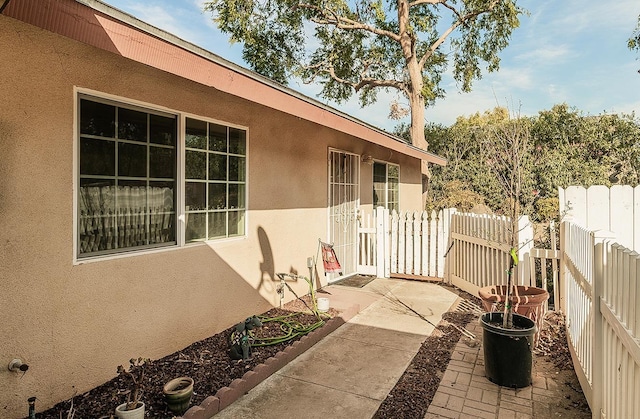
[317,297,330,312]
[115,402,145,419]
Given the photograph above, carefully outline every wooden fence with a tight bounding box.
[560,185,640,251]
[560,219,640,419]
[446,212,534,296]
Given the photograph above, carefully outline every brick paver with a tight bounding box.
[424,319,570,419]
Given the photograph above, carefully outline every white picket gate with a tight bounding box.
[356,210,378,275]
[356,207,453,279]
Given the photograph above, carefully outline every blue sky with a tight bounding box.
[102,0,640,131]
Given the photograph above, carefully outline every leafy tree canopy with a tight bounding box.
[423,104,640,221]
[629,15,640,52]
[630,15,640,73]
[204,0,525,149]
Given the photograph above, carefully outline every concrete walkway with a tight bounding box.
[214,278,458,419]
[211,278,589,419]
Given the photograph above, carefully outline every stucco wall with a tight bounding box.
[0,13,423,416]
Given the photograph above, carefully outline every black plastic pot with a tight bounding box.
[480,312,536,388]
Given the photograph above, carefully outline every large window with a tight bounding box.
[373,162,399,212]
[78,97,177,257]
[184,117,246,242]
[77,95,247,259]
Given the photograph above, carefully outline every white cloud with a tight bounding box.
[515,44,573,63]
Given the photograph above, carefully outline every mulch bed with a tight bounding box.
[35,282,586,419]
[35,297,335,419]
[373,284,480,418]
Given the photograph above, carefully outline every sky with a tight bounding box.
[102,0,640,131]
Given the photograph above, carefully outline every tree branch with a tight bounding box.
[296,3,400,42]
[303,59,409,96]
[418,0,499,68]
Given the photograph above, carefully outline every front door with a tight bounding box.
[328,150,359,281]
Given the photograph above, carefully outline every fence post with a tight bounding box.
[592,232,615,419]
[559,217,571,313]
[517,215,534,286]
[375,206,387,278]
[442,208,456,284]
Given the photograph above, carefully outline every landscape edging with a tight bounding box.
[182,304,360,418]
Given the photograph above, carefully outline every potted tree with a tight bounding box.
[476,107,548,388]
[114,357,148,419]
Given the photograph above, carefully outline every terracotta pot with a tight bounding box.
[478,285,549,344]
[478,285,549,316]
[163,376,194,415]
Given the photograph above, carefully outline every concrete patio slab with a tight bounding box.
[213,373,381,419]
[213,279,458,418]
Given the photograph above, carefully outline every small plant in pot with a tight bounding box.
[114,357,148,419]
[476,106,548,388]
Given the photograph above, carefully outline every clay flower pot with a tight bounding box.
[478,284,549,319]
[163,377,194,415]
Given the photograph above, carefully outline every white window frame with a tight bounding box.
[73,88,248,264]
[373,161,399,212]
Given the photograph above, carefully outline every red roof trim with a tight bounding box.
[3,0,446,165]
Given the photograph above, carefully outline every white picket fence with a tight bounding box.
[357,186,640,419]
[561,218,640,419]
[357,207,454,279]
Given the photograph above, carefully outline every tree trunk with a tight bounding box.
[398,0,428,151]
[409,91,427,150]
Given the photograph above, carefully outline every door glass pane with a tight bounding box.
[228,184,245,209]
[209,123,227,152]
[149,146,175,179]
[209,153,227,180]
[185,213,206,242]
[228,211,245,236]
[80,138,115,176]
[186,118,207,149]
[185,182,206,211]
[208,212,226,238]
[118,108,147,142]
[150,114,177,146]
[208,183,226,210]
[229,128,246,155]
[228,156,245,181]
[118,143,147,177]
[185,150,206,179]
[80,100,115,137]
[388,164,399,179]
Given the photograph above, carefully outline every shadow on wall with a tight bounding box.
[258,226,278,298]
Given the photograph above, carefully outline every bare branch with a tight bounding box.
[409,0,447,7]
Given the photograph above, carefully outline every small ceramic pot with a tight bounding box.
[163,376,194,415]
[114,402,144,419]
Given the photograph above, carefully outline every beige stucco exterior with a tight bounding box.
[0,1,442,416]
